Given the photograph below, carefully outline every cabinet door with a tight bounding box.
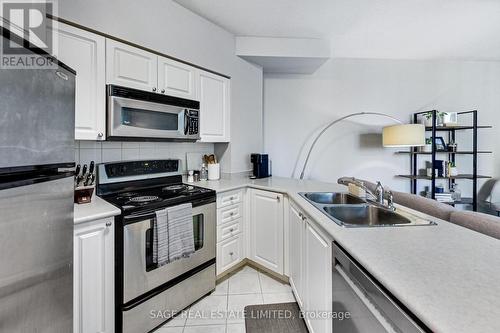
[198,71,230,142]
[289,204,305,308]
[158,56,198,100]
[106,39,158,92]
[74,218,114,333]
[250,189,284,274]
[54,22,106,140]
[304,222,332,333]
[217,234,243,275]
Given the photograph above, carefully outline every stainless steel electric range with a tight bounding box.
[97,159,216,333]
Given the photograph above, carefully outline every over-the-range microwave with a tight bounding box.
[107,85,200,141]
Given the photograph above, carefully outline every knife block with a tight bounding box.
[74,186,94,204]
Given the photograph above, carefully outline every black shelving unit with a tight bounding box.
[397,110,492,211]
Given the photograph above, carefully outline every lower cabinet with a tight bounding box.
[73,217,114,333]
[249,189,284,274]
[289,202,332,333]
[217,233,244,274]
[216,189,245,275]
[289,203,305,307]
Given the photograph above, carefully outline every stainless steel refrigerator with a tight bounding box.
[0,28,76,332]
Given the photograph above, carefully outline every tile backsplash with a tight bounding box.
[75,141,214,173]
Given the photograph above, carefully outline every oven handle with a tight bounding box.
[123,197,216,224]
[124,211,156,223]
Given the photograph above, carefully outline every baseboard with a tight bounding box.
[216,259,289,284]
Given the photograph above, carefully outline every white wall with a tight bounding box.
[264,58,500,199]
[59,0,263,173]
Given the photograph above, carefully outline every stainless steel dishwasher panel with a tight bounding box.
[333,243,426,333]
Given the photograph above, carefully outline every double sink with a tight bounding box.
[299,192,436,227]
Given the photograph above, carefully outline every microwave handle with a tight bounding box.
[184,109,189,135]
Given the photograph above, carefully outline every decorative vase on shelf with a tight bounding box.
[421,117,433,127]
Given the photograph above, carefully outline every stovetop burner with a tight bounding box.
[163,184,187,192]
[128,195,160,203]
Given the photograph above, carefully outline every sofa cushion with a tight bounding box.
[450,211,500,240]
[392,191,455,221]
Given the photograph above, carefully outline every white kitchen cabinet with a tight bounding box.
[216,189,245,276]
[249,189,284,274]
[158,56,198,100]
[106,39,158,92]
[217,233,244,274]
[289,204,305,308]
[198,71,230,142]
[54,22,106,140]
[73,218,114,333]
[304,218,332,333]
[289,202,332,333]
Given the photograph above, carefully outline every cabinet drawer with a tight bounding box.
[218,203,243,225]
[216,234,243,275]
[217,189,243,208]
[217,219,241,243]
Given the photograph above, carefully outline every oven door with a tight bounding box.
[122,202,216,303]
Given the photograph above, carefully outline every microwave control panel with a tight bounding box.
[187,110,199,135]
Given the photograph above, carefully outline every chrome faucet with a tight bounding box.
[337,177,396,211]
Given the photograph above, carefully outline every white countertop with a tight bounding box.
[194,173,500,333]
[74,195,120,224]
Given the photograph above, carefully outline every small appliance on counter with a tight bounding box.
[250,153,271,179]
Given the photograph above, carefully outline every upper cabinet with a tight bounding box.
[107,39,231,142]
[56,26,231,142]
[53,22,106,140]
[199,71,230,142]
[158,56,197,100]
[106,39,158,92]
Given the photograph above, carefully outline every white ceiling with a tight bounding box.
[174,0,500,60]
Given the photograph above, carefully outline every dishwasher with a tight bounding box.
[332,242,428,333]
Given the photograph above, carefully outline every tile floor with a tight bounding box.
[157,265,296,333]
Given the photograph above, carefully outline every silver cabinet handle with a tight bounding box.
[298,212,303,218]
[97,132,104,138]
[277,196,280,202]
[229,252,234,256]
[161,89,165,93]
[229,196,235,200]
[152,87,157,92]
[230,212,234,216]
[105,221,112,227]
[229,228,234,232]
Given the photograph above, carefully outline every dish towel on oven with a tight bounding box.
[153,208,169,267]
[166,203,195,262]
[153,203,195,267]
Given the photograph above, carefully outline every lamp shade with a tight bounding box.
[382,124,425,147]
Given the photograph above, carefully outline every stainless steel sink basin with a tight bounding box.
[298,191,436,227]
[324,205,411,226]
[303,192,366,205]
